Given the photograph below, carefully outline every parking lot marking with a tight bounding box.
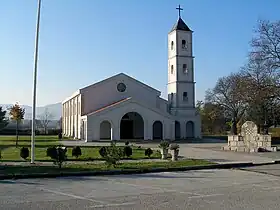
[41,188,107,204]
[111,180,201,196]
[187,193,223,199]
[89,202,135,208]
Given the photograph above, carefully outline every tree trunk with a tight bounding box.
[16,121,18,148]
[231,113,238,135]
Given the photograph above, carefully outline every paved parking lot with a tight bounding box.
[242,164,280,176]
[1,168,280,209]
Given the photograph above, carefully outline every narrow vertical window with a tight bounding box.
[183,92,188,102]
[182,40,186,49]
[183,64,188,74]
[171,65,174,74]
[171,41,174,50]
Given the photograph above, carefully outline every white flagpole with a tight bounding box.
[31,0,42,164]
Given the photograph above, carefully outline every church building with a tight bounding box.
[62,6,201,141]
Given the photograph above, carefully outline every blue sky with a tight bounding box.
[0,0,279,106]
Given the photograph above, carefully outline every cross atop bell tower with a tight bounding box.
[176,4,183,18]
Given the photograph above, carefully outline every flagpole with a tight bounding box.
[31,0,42,164]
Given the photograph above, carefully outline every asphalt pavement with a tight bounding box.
[1,168,280,209]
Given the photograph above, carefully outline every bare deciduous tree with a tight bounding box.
[251,19,280,71]
[205,73,248,133]
[241,55,280,131]
[40,108,53,134]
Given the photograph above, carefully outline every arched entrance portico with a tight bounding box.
[186,121,194,138]
[153,121,163,140]
[120,112,144,139]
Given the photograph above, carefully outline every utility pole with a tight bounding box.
[31,0,42,164]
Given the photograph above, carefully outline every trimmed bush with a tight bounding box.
[125,141,130,146]
[46,146,57,159]
[20,147,29,160]
[123,146,132,158]
[46,146,67,168]
[145,148,153,158]
[72,146,82,158]
[55,147,67,168]
[99,146,107,158]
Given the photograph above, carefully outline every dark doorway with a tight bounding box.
[153,121,163,140]
[120,112,144,139]
[175,121,181,140]
[186,121,195,138]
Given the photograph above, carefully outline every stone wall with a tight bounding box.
[223,121,277,153]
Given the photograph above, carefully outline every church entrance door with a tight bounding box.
[120,112,144,140]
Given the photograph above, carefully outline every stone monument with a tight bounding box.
[223,121,277,152]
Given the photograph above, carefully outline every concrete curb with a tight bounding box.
[1,161,279,180]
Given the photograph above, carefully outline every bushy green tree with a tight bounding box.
[9,103,25,147]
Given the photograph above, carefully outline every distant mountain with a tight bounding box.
[0,103,62,120]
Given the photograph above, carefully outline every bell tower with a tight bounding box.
[167,5,196,115]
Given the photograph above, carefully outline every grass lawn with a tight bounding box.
[1,146,162,161]
[0,135,60,147]
[0,159,212,176]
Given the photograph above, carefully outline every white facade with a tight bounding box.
[62,15,201,141]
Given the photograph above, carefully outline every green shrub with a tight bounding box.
[46,146,57,159]
[99,146,107,157]
[46,146,67,168]
[123,146,132,158]
[125,141,130,146]
[145,148,153,158]
[55,147,67,168]
[159,140,170,149]
[20,147,29,160]
[103,142,123,167]
[72,146,82,158]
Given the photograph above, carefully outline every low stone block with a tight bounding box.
[267,142,272,147]
[244,148,250,153]
[230,146,238,151]
[257,142,263,147]
[249,148,258,153]
[230,141,237,146]
[237,141,245,147]
[237,147,246,152]
[222,146,230,151]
